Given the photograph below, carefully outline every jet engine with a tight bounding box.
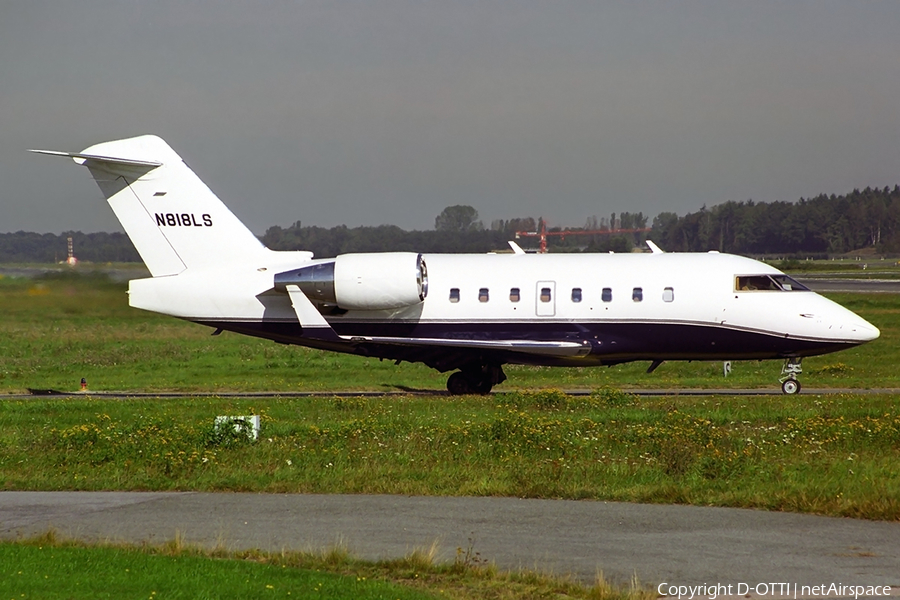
[274,252,428,311]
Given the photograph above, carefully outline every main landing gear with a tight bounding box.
[779,357,802,395]
[447,364,507,395]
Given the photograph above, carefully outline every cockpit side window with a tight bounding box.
[771,275,810,291]
[735,275,810,292]
[736,276,778,291]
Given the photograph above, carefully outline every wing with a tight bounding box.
[284,285,591,358]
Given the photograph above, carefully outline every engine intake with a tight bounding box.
[275,252,427,311]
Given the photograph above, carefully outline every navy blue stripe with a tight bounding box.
[193,319,860,371]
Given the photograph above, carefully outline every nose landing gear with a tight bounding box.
[779,357,802,394]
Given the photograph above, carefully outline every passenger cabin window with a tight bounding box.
[449,288,460,303]
[736,275,810,292]
[663,287,674,302]
[571,288,582,303]
[509,287,520,302]
[602,288,612,302]
[478,288,489,303]
[540,287,552,302]
[632,287,643,302]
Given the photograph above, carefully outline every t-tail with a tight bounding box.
[30,135,266,276]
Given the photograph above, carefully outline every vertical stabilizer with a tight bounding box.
[34,135,265,276]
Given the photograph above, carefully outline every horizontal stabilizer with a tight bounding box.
[28,149,162,168]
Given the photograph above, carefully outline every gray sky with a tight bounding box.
[2,1,899,235]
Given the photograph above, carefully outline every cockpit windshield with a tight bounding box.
[735,275,810,292]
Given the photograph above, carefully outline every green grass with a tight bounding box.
[0,543,434,600]
[0,272,898,521]
[0,272,897,393]
[2,391,897,520]
[0,533,652,600]
[0,271,898,596]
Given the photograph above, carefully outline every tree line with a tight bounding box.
[651,186,900,255]
[3,186,899,263]
[0,231,140,263]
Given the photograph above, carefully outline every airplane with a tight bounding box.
[31,135,880,395]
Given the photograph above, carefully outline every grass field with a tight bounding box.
[0,539,437,600]
[0,270,897,393]
[0,269,898,598]
[0,271,898,520]
[1,390,898,519]
[0,533,652,600]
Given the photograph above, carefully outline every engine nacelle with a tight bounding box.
[275,252,428,311]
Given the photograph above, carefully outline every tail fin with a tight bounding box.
[31,135,265,276]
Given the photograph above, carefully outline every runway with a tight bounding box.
[8,387,900,400]
[1,492,898,587]
[797,277,900,294]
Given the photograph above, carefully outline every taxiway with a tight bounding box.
[1,492,898,587]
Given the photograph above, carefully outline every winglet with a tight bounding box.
[646,240,665,254]
[508,241,526,255]
[285,284,343,342]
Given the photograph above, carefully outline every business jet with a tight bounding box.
[31,135,879,395]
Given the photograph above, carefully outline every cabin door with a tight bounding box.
[535,281,556,316]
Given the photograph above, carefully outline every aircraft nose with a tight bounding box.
[848,320,880,342]
[830,314,879,343]
[809,296,880,343]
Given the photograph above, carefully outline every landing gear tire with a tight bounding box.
[446,372,492,395]
[446,364,507,396]
[779,358,803,395]
[781,378,801,395]
[447,372,472,395]
[471,378,493,394]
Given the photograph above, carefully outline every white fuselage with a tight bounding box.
[128,250,879,369]
[37,134,880,390]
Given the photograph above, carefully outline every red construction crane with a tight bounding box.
[515,220,651,253]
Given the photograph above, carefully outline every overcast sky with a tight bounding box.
[2,1,899,235]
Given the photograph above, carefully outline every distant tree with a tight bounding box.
[434,205,483,232]
[490,217,538,242]
[0,231,139,263]
[584,235,631,253]
[650,212,680,251]
[10,185,900,263]
[617,211,647,230]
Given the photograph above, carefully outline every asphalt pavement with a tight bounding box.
[797,278,900,294]
[1,491,898,589]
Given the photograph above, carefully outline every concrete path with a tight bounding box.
[2,492,898,588]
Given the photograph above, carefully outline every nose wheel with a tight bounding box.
[779,358,802,394]
[781,378,801,395]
